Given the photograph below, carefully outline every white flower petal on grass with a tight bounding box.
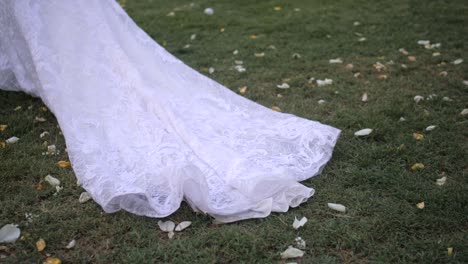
[45,175,60,187]
[327,203,346,212]
[281,246,304,259]
[463,80,468,86]
[436,176,447,186]
[0,224,20,243]
[433,52,441,57]
[157,220,175,232]
[361,93,368,102]
[329,58,343,64]
[354,128,372,137]
[47,145,56,155]
[79,192,92,203]
[318,99,326,105]
[295,237,306,249]
[417,40,430,45]
[175,221,192,232]
[277,83,290,89]
[460,109,468,115]
[292,216,307,230]
[254,52,265,58]
[6,136,19,144]
[167,12,175,17]
[190,34,197,41]
[204,8,214,15]
[234,65,246,73]
[353,21,361,26]
[414,95,424,103]
[234,60,243,65]
[292,53,301,59]
[208,67,215,74]
[233,49,239,55]
[183,44,191,49]
[35,116,46,122]
[168,231,175,239]
[399,117,406,122]
[425,125,436,131]
[40,131,49,138]
[358,37,366,42]
[452,59,463,65]
[65,239,76,249]
[316,79,333,86]
[398,48,409,55]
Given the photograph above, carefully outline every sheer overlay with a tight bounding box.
[0,0,340,222]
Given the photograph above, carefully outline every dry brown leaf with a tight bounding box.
[413,133,424,140]
[0,124,7,132]
[57,161,71,168]
[36,238,46,252]
[238,86,247,94]
[44,257,62,264]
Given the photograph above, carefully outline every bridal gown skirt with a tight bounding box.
[0,0,340,222]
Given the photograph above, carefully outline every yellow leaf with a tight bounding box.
[57,161,71,168]
[238,86,247,95]
[36,238,46,252]
[274,6,282,11]
[413,133,424,140]
[416,202,425,209]
[271,106,282,112]
[0,124,7,131]
[0,142,5,148]
[447,247,453,256]
[44,257,62,264]
[411,163,424,171]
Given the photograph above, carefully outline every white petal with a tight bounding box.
[175,221,192,232]
[280,246,304,259]
[233,50,239,55]
[417,40,430,45]
[414,95,424,103]
[190,34,197,40]
[399,117,406,122]
[0,224,20,243]
[47,145,56,155]
[79,192,92,203]
[442,97,453,102]
[318,99,326,104]
[277,83,290,89]
[329,58,343,64]
[45,175,60,187]
[425,125,436,131]
[295,237,306,249]
[463,80,468,86]
[208,67,215,74]
[40,131,49,138]
[35,116,46,122]
[436,176,447,186]
[204,8,214,15]
[354,128,372,136]
[168,231,175,239]
[452,59,463,65]
[327,203,346,212]
[65,239,76,249]
[292,216,307,230]
[157,220,175,232]
[316,78,333,86]
[6,136,19,144]
[460,109,468,115]
[234,60,243,65]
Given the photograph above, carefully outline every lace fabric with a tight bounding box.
[0,0,340,222]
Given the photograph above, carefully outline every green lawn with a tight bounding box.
[1,0,467,263]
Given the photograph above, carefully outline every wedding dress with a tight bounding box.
[0,0,340,222]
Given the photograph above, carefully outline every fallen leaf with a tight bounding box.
[65,239,76,249]
[157,220,175,232]
[0,224,20,243]
[354,128,373,136]
[175,221,192,232]
[271,106,281,112]
[411,163,425,171]
[57,161,71,168]
[292,216,307,229]
[414,95,424,103]
[447,247,453,256]
[36,238,46,252]
[277,83,290,89]
[45,175,60,187]
[44,257,61,264]
[361,93,368,102]
[79,192,92,203]
[354,72,361,78]
[0,124,7,131]
[238,86,247,94]
[254,52,265,58]
[413,133,424,140]
[345,63,354,70]
[436,176,447,186]
[373,62,385,72]
[408,56,417,62]
[416,202,425,209]
[327,203,346,212]
[6,136,19,144]
[0,142,5,148]
[425,125,436,131]
[281,246,304,259]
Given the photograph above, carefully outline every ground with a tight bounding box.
[0,0,467,263]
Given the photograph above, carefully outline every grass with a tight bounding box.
[1,0,467,263]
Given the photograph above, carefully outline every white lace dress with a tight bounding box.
[0,0,340,222]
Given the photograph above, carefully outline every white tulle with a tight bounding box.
[0,0,340,222]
